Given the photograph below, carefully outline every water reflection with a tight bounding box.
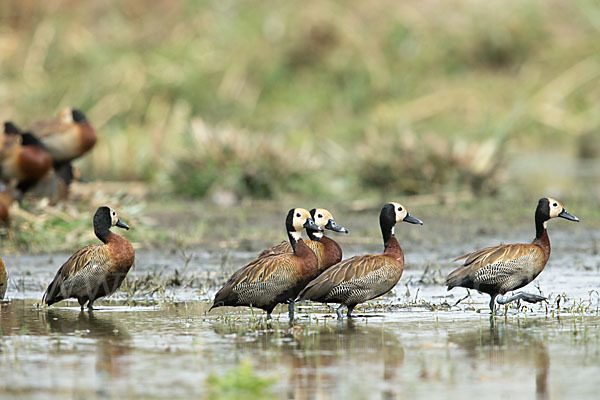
[0,301,131,389]
[448,318,549,400]
[213,318,404,399]
[43,309,132,383]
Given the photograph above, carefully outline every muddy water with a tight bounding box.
[1,301,600,399]
[1,224,600,399]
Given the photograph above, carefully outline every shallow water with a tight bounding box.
[1,224,600,399]
[1,300,600,399]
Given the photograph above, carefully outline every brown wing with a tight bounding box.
[258,240,326,270]
[212,252,301,307]
[299,254,387,301]
[447,243,544,290]
[257,240,291,258]
[228,252,298,287]
[42,245,110,305]
[30,119,66,138]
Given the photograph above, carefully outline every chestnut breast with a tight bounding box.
[18,146,52,180]
[78,124,97,154]
[106,233,135,273]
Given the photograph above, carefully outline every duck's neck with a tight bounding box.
[384,234,403,259]
[307,230,323,241]
[533,228,551,261]
[535,215,548,241]
[534,213,552,260]
[95,225,112,243]
[287,230,303,253]
[319,235,343,268]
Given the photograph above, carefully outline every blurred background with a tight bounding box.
[1,0,599,205]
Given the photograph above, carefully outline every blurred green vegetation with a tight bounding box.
[1,0,599,199]
[206,359,276,400]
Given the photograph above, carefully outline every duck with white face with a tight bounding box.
[258,208,348,270]
[42,206,134,311]
[211,208,323,320]
[446,197,579,313]
[299,202,423,318]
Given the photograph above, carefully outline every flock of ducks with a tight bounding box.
[0,108,582,318]
[0,108,96,222]
[0,196,580,319]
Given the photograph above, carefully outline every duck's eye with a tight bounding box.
[553,203,557,207]
[318,214,323,218]
[296,213,301,218]
[398,207,403,212]
[112,211,116,216]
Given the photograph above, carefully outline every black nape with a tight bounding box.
[535,198,551,239]
[93,206,112,242]
[379,203,396,248]
[285,208,300,251]
[20,132,44,147]
[4,121,21,135]
[71,109,88,123]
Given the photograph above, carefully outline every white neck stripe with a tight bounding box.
[290,231,302,242]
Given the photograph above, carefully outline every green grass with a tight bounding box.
[205,359,276,400]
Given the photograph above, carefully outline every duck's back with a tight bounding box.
[300,253,403,304]
[447,243,547,295]
[214,252,308,308]
[259,239,337,273]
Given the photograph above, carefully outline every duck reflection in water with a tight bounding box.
[212,319,405,400]
[448,319,549,400]
[43,309,131,381]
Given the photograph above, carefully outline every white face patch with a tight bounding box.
[547,197,563,219]
[543,221,548,229]
[106,207,119,226]
[313,208,333,230]
[290,231,302,242]
[292,208,312,232]
[391,226,395,236]
[390,202,408,223]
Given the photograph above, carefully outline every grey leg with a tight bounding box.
[266,311,272,320]
[87,300,95,310]
[347,304,356,318]
[489,294,498,314]
[336,304,345,319]
[497,292,546,305]
[288,301,295,321]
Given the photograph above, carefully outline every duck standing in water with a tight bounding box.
[210,208,322,320]
[299,202,423,318]
[258,208,348,318]
[446,197,579,313]
[43,206,134,310]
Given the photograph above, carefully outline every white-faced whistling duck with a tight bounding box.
[210,208,323,320]
[42,206,134,310]
[259,208,349,272]
[1,122,53,197]
[446,197,579,313]
[299,202,423,318]
[258,208,349,318]
[0,256,7,300]
[29,108,97,197]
